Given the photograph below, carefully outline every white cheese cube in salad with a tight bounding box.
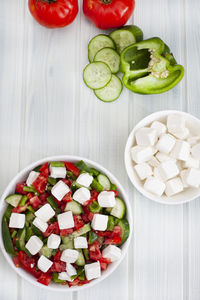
[51,180,70,201]
[35,203,55,222]
[47,234,61,249]
[74,237,88,249]
[148,156,160,167]
[131,146,155,164]
[158,160,179,181]
[60,249,79,263]
[76,173,93,187]
[102,245,122,262]
[91,214,108,231]
[37,255,53,273]
[9,213,25,229]
[57,211,74,230]
[156,134,176,154]
[135,127,158,146]
[144,176,166,196]
[72,187,91,205]
[170,140,190,161]
[191,143,200,160]
[97,191,116,207]
[33,217,48,233]
[50,166,66,179]
[134,163,152,180]
[150,120,167,137]
[183,155,199,169]
[58,272,73,282]
[165,177,184,197]
[180,168,200,188]
[85,261,101,280]
[26,171,39,187]
[66,263,77,277]
[25,235,43,255]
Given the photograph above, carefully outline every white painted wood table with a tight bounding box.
[0,0,200,299]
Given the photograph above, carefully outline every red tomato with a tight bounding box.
[68,278,80,287]
[39,162,49,176]
[64,162,80,177]
[43,222,60,237]
[13,256,20,268]
[39,192,49,204]
[32,174,48,194]
[27,192,34,200]
[62,191,72,203]
[73,215,84,230]
[53,250,61,261]
[18,251,42,278]
[62,179,71,186]
[50,261,66,272]
[104,236,122,245]
[78,279,90,286]
[30,196,42,210]
[60,228,73,236]
[12,204,28,213]
[89,241,102,261]
[28,0,78,29]
[37,273,52,286]
[16,182,28,195]
[83,0,135,30]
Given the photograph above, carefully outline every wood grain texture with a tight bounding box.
[0,0,200,299]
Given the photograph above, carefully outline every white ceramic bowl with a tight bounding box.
[125,110,200,205]
[0,155,132,291]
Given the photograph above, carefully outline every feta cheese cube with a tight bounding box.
[58,272,73,282]
[171,128,189,140]
[37,255,53,273]
[167,114,185,133]
[26,171,39,187]
[50,166,66,179]
[170,140,190,161]
[153,167,163,181]
[180,168,200,188]
[156,134,176,154]
[66,263,77,277]
[150,120,167,137]
[135,127,158,146]
[57,211,74,230]
[97,191,116,207]
[148,156,160,168]
[35,203,55,222]
[25,235,43,255]
[144,176,166,196]
[183,155,199,169]
[73,187,91,205]
[180,170,189,188]
[76,173,93,188]
[74,237,88,249]
[47,234,61,249]
[85,261,101,280]
[187,136,200,146]
[165,177,184,197]
[9,213,25,229]
[102,245,122,262]
[155,152,172,162]
[191,143,200,160]
[158,160,179,181]
[51,180,70,201]
[60,249,79,263]
[131,146,155,164]
[33,217,48,233]
[91,214,108,231]
[134,163,152,180]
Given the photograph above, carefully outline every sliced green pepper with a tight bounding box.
[48,177,57,186]
[88,231,98,244]
[107,216,115,231]
[19,195,28,207]
[121,37,184,94]
[89,200,102,213]
[52,273,66,283]
[47,196,58,211]
[23,186,39,195]
[16,228,26,251]
[75,160,91,173]
[91,179,104,192]
[50,161,65,168]
[2,215,15,255]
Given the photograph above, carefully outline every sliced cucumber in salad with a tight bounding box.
[88,34,116,62]
[94,75,123,102]
[83,62,112,90]
[5,194,23,207]
[110,197,126,219]
[94,47,120,74]
[97,174,111,190]
[65,200,83,215]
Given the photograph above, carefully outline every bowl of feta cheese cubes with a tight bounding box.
[0,155,132,291]
[125,110,200,204]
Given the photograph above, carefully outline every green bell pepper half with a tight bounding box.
[120,37,184,94]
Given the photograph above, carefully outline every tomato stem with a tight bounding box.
[101,0,113,4]
[35,0,57,3]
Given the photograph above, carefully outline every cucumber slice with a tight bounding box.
[83,248,89,260]
[88,34,115,62]
[110,25,143,54]
[94,47,120,74]
[75,160,91,173]
[5,194,22,207]
[118,218,130,245]
[83,62,112,90]
[72,223,91,238]
[75,250,85,266]
[110,197,126,219]
[65,200,83,215]
[61,235,74,249]
[94,75,123,102]
[97,174,111,190]
[40,245,53,258]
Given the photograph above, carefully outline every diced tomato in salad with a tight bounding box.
[2,160,129,287]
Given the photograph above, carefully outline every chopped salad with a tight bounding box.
[2,160,130,287]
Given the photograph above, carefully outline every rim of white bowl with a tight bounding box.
[124,110,200,205]
[0,155,133,292]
